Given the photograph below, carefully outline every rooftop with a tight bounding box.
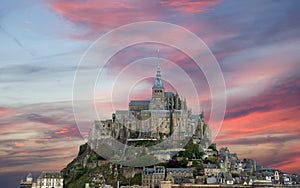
[167,168,193,173]
[129,100,150,106]
[143,166,165,175]
[39,171,62,179]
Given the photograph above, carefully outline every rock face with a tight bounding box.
[61,140,210,188]
[61,143,143,188]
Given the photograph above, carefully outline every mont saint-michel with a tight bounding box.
[49,63,298,188]
[2,1,300,188]
[88,62,212,165]
[19,62,300,188]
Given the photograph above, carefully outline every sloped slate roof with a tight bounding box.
[129,100,150,105]
[167,168,193,173]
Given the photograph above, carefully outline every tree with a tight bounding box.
[208,143,217,152]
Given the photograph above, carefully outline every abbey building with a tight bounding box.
[88,61,211,149]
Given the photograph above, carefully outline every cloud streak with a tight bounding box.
[0,101,85,175]
[0,24,35,57]
[216,75,300,172]
[1,0,300,186]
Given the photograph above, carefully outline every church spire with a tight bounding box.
[150,49,165,110]
[156,49,161,80]
[153,49,163,88]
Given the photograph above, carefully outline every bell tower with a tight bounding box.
[149,52,165,110]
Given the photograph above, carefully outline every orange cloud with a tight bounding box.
[15,142,24,147]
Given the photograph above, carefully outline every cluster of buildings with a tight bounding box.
[20,172,63,188]
[142,166,195,188]
[88,62,212,157]
[139,146,299,188]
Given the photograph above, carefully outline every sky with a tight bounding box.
[0,0,300,187]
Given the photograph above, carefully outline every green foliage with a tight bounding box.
[131,174,142,185]
[125,155,159,167]
[159,132,164,140]
[197,171,205,176]
[232,173,239,178]
[66,167,90,188]
[88,153,98,162]
[156,162,167,167]
[130,131,139,139]
[132,140,158,147]
[177,140,203,159]
[206,156,217,164]
[75,167,87,180]
[192,160,199,167]
[166,158,188,168]
[192,160,204,177]
[68,179,87,188]
[208,143,217,152]
[78,143,88,156]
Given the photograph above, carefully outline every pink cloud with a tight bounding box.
[0,102,85,174]
[47,0,223,40]
[215,75,300,173]
[48,0,160,34]
[160,0,221,13]
[0,107,15,118]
